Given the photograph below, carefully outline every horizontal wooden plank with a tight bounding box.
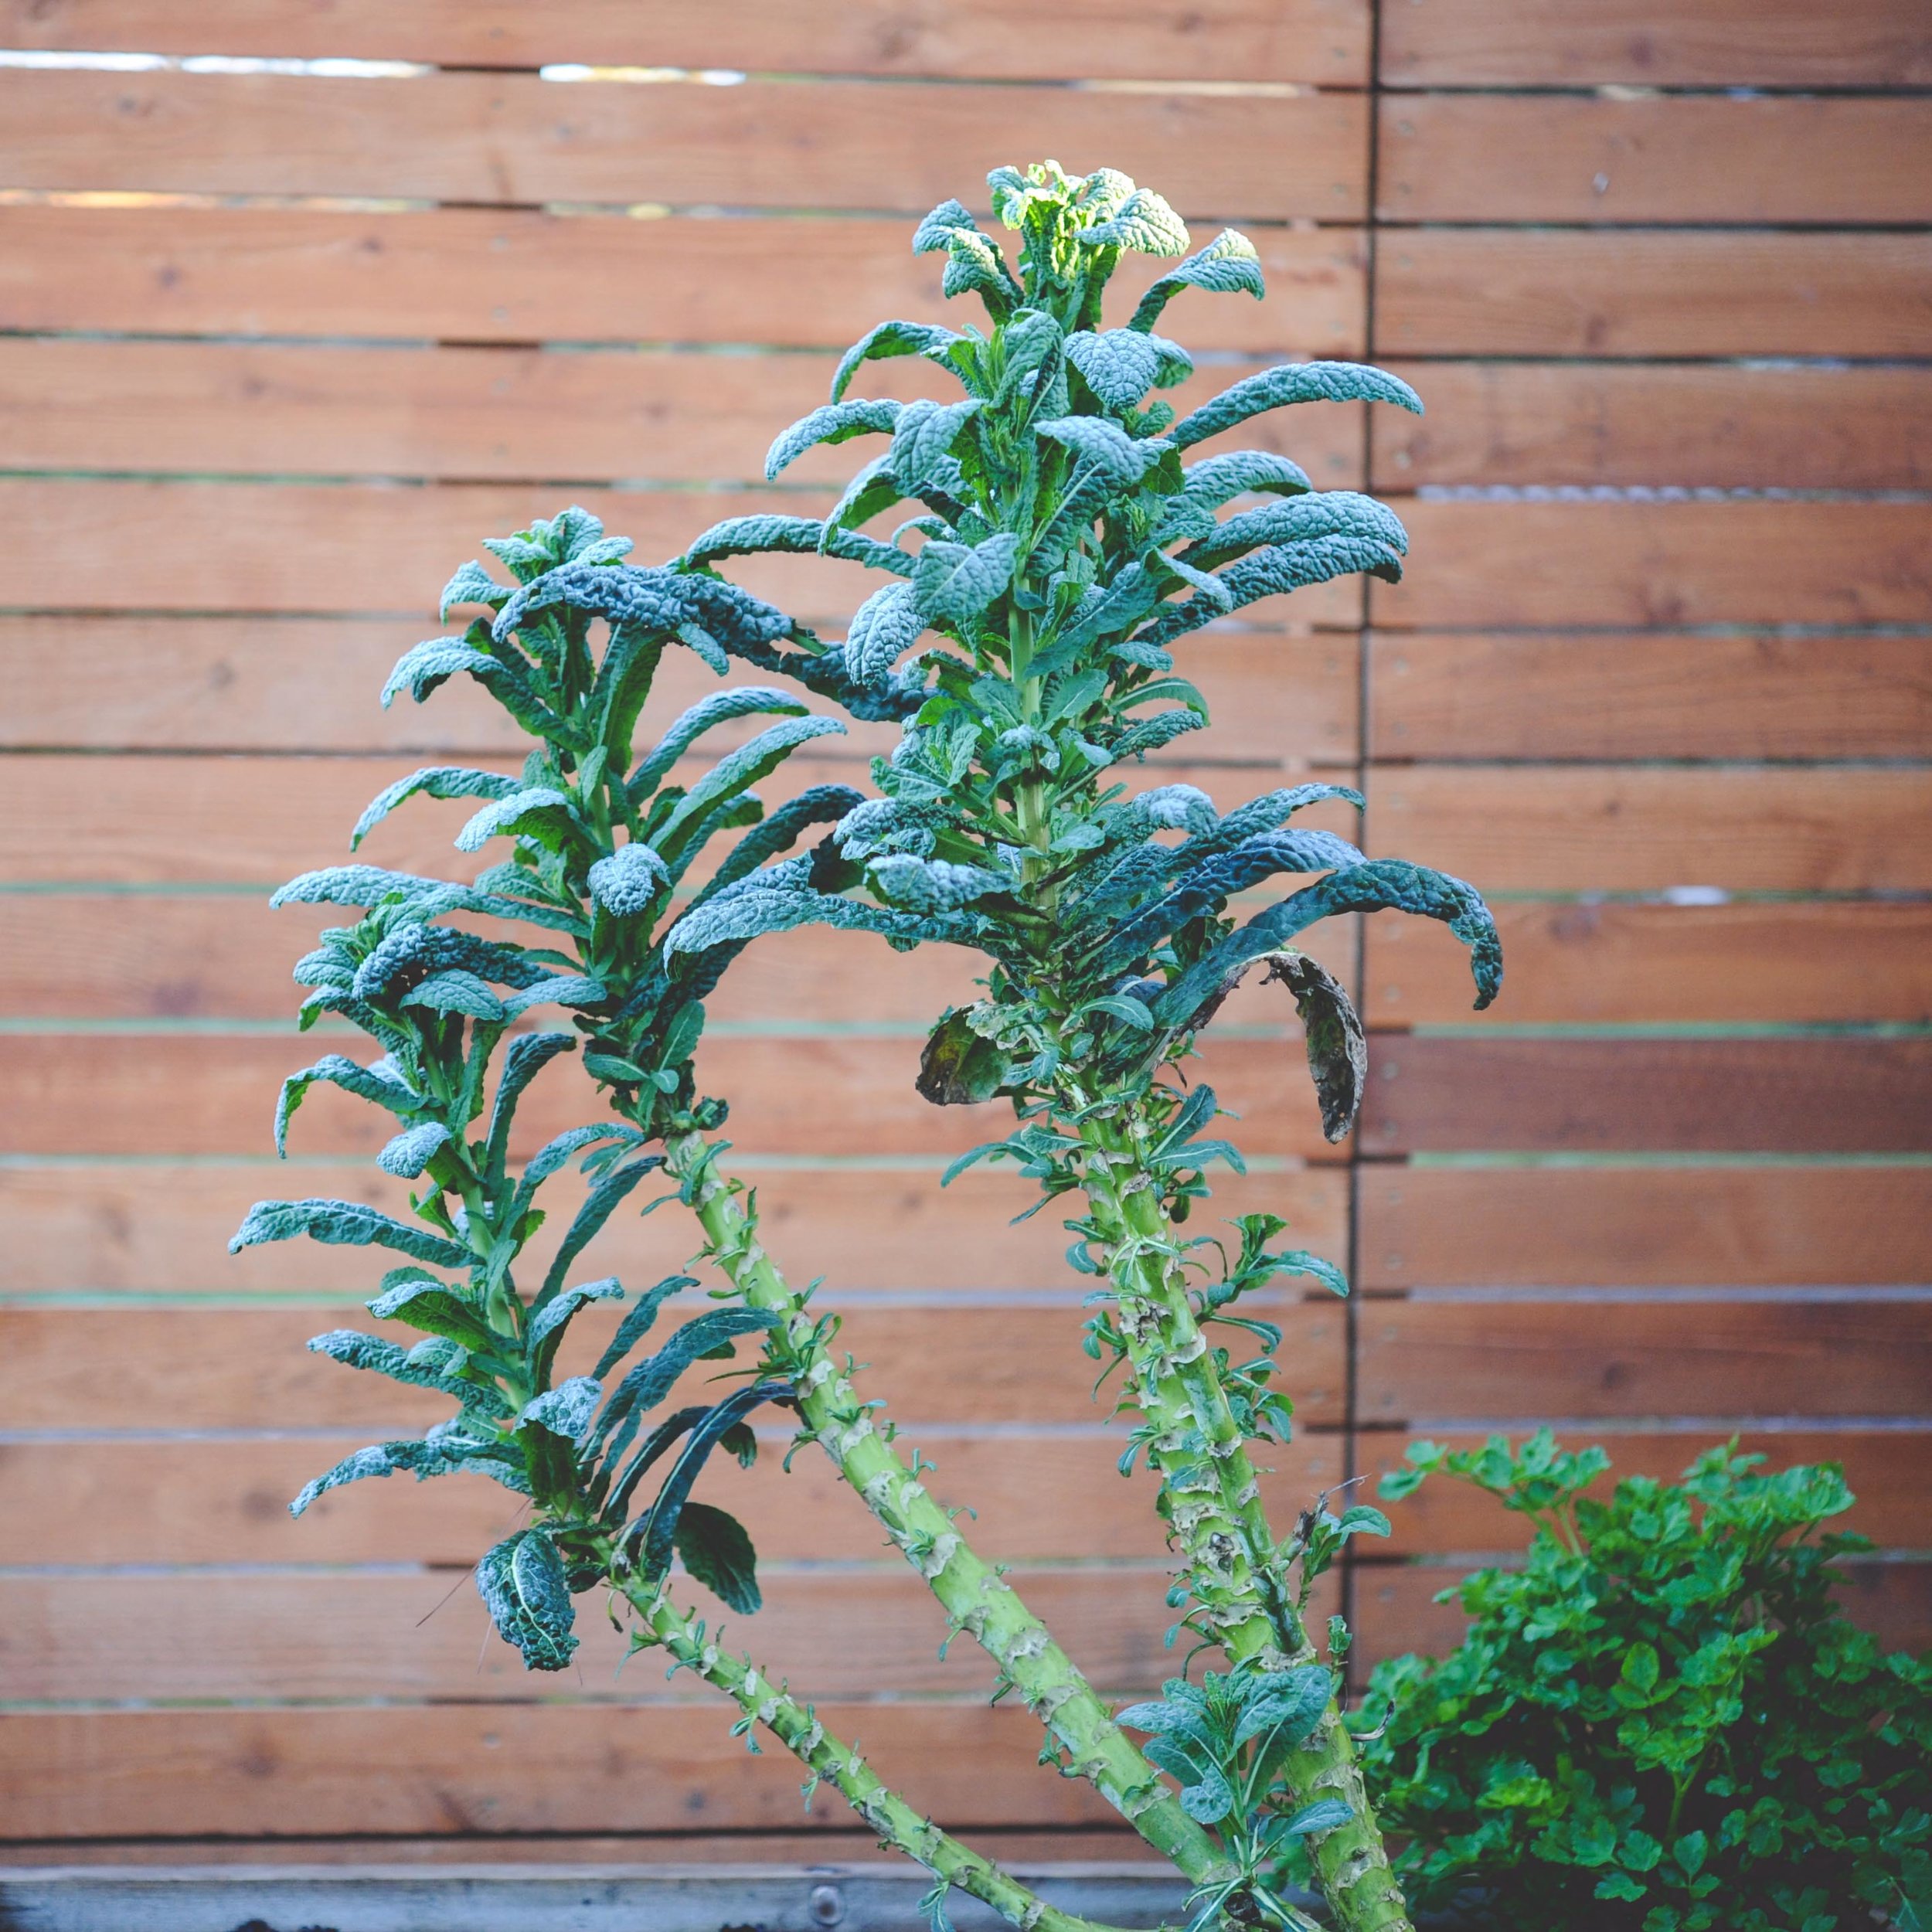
[0,1702,1121,1840]
[0,1159,1347,1295]
[0,1298,1346,1433]
[0,1026,1344,1160]
[0,0,1372,84]
[1368,633,1932,761]
[1379,96,1932,225]
[0,1564,1255,1702]
[0,891,1354,1026]
[1358,1163,1932,1289]
[1376,499,1932,629]
[1365,899,1932,1026]
[1374,363,1932,493]
[0,1831,1155,1866]
[1379,0,1932,85]
[0,616,1358,761]
[1376,230,1932,358]
[0,1430,1342,1567]
[0,206,1368,355]
[1353,1558,1931,1678]
[1357,1036,1932,1155]
[1369,765,1932,893]
[0,337,1366,488]
[0,70,1369,221]
[1358,1294,1932,1421]
[1367,1427,1932,1556]
[0,753,1359,885]
[0,477,1362,628]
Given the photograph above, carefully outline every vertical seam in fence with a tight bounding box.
[1339,0,1390,1688]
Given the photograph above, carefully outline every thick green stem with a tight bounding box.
[1074,1110,1413,1932]
[626,1581,1142,1932]
[663,1130,1229,1888]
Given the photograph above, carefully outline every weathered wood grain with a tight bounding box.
[1357,1294,1932,1420]
[1356,1162,1932,1289]
[0,890,1355,1022]
[1373,364,1932,492]
[0,1026,1345,1159]
[0,477,1363,628]
[1374,499,1932,629]
[1379,96,1932,224]
[0,205,1369,355]
[1379,0,1932,85]
[0,1430,1343,1566]
[0,1301,1348,1431]
[1367,764,1932,893]
[1356,1037,1932,1155]
[0,1158,1348,1295]
[1,753,1359,883]
[0,338,1367,488]
[0,613,1359,760]
[0,1566,1228,1702]
[0,1703,1121,1839]
[1364,899,1932,1026]
[1368,634,1932,762]
[0,70,1369,221]
[0,0,1373,83]
[1376,231,1932,358]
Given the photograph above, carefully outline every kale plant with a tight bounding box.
[240,505,1227,1931]
[639,161,1504,1931]
[1360,1434,1932,1929]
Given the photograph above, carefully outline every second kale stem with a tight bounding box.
[663,1128,1232,1887]
[1076,1107,1413,1932]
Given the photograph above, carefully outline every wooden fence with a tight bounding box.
[2,0,1927,1867]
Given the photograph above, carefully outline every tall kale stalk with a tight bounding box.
[241,160,1503,1932]
[656,163,1504,1930]
[243,507,1223,1929]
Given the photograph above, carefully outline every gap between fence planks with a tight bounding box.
[0,205,1370,353]
[0,70,1369,220]
[0,0,1373,83]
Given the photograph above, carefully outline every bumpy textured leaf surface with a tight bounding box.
[381,637,498,709]
[1261,951,1369,1145]
[871,855,1010,914]
[1169,361,1424,451]
[1182,491,1410,572]
[230,1198,471,1267]
[587,841,671,917]
[846,581,930,685]
[1129,228,1267,332]
[911,532,1020,624]
[376,1121,451,1178]
[351,766,518,850]
[275,1053,417,1157]
[476,1529,578,1672]
[1064,328,1189,410]
[1035,414,1173,487]
[1075,187,1189,256]
[765,398,903,479]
